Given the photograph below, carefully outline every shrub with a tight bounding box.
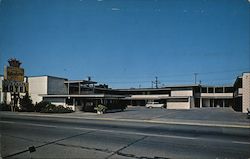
[40,104,73,113]
[35,101,50,112]
[19,93,34,112]
[94,104,107,114]
[0,102,11,111]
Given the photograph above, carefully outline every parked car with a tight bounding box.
[146,102,164,108]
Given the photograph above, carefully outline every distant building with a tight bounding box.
[0,72,249,113]
[233,73,250,113]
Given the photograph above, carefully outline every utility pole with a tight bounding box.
[155,76,158,88]
[152,76,160,88]
[194,73,198,84]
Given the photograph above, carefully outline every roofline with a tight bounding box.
[39,94,125,98]
[28,75,67,80]
[200,85,233,87]
[163,84,200,88]
[233,72,249,86]
[242,71,250,75]
[124,96,190,100]
[234,76,242,87]
[113,87,171,91]
[64,80,97,84]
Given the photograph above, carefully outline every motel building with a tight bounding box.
[0,72,249,113]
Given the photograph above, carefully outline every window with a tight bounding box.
[215,87,223,93]
[201,87,207,93]
[10,86,13,92]
[208,88,214,93]
[225,87,233,93]
[20,86,23,92]
[168,98,189,102]
[194,87,200,93]
[66,98,73,105]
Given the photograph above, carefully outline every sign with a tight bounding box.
[5,66,24,82]
[2,80,28,93]
[2,58,27,111]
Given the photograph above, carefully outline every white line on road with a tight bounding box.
[0,120,58,128]
[232,141,250,145]
[98,129,197,140]
[0,121,15,124]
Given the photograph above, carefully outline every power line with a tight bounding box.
[96,68,249,86]
[94,68,249,81]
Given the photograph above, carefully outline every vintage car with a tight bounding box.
[146,102,164,108]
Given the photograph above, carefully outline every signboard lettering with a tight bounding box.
[6,67,24,82]
[2,80,28,93]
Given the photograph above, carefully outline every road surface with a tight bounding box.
[1,113,250,159]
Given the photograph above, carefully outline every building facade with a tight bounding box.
[0,73,249,113]
[234,73,250,113]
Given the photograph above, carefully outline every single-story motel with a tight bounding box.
[0,72,249,113]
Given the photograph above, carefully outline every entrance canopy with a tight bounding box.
[64,80,97,85]
[40,94,125,99]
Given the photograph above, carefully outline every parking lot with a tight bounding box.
[1,106,249,126]
[98,106,250,125]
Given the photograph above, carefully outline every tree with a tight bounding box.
[19,93,34,112]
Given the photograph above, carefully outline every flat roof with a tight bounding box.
[124,96,190,100]
[200,85,233,88]
[163,84,200,88]
[40,94,125,98]
[114,87,171,91]
[64,80,97,84]
[28,75,67,80]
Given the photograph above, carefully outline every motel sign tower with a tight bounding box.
[2,58,28,111]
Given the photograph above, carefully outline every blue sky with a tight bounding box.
[0,0,249,88]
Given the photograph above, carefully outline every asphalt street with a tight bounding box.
[1,112,250,159]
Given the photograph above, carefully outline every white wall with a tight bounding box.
[0,76,3,103]
[43,97,74,111]
[43,97,65,106]
[242,73,250,113]
[28,76,67,104]
[167,102,190,109]
[130,94,169,100]
[190,97,195,108]
[200,93,233,97]
[171,90,193,97]
[47,77,67,95]
[28,76,48,104]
